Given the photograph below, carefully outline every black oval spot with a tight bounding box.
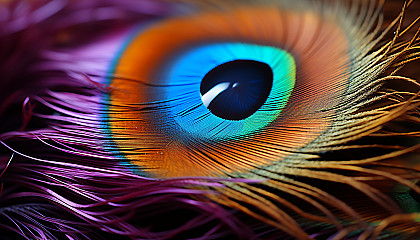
[200,60,273,120]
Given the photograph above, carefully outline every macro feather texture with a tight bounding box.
[0,0,419,239]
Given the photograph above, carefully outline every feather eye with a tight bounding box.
[105,2,362,178]
[0,0,419,239]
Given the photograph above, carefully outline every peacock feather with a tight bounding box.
[0,0,419,239]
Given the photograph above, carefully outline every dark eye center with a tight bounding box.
[200,60,274,121]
